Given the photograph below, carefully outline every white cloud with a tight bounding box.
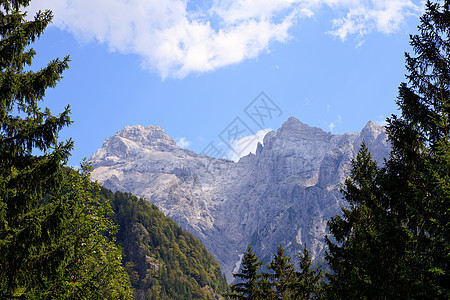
[210,0,301,24]
[329,122,336,131]
[328,114,342,131]
[376,115,387,126]
[227,128,272,162]
[327,0,421,41]
[27,0,421,78]
[177,137,191,148]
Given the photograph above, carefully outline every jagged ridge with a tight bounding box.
[90,117,390,282]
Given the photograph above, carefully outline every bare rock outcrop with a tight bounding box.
[90,117,390,282]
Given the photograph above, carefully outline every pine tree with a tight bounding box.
[326,0,450,298]
[326,143,407,298]
[295,246,323,299]
[230,246,264,299]
[0,1,131,298]
[383,0,450,296]
[0,0,71,296]
[267,244,297,299]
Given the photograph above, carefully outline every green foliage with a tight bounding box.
[0,3,72,295]
[230,245,324,299]
[102,188,229,299]
[295,246,323,299]
[326,144,407,298]
[387,1,450,296]
[230,245,264,299]
[267,245,296,299]
[0,1,132,298]
[326,1,450,298]
[46,166,132,299]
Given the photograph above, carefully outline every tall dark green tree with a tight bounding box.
[326,144,407,298]
[383,1,450,296]
[267,244,297,299]
[326,0,450,298]
[384,1,450,296]
[295,246,323,299]
[0,0,131,298]
[230,246,264,299]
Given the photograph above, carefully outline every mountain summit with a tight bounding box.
[89,118,390,282]
[90,125,178,161]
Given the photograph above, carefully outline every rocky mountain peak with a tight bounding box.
[89,125,179,168]
[280,116,304,128]
[278,116,328,140]
[357,120,389,164]
[89,117,391,283]
[360,120,383,138]
[115,125,177,148]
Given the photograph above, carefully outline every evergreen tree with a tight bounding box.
[326,1,450,298]
[0,0,131,298]
[267,244,297,299]
[295,246,323,299]
[325,143,406,298]
[230,246,264,299]
[259,271,275,300]
[384,0,450,296]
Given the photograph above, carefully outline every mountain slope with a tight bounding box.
[102,188,229,299]
[90,117,390,282]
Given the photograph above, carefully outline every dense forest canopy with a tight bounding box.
[103,188,229,299]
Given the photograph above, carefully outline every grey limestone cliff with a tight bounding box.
[89,117,390,282]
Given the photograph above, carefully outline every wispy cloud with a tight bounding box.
[28,0,421,78]
[328,114,342,132]
[177,137,191,148]
[376,115,387,126]
[327,0,421,41]
[227,128,272,162]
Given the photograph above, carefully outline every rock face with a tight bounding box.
[89,117,390,282]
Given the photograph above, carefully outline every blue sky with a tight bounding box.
[27,0,423,166]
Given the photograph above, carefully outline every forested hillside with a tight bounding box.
[101,188,229,299]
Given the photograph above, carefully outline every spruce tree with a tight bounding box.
[326,143,407,298]
[267,244,297,299]
[326,1,450,298]
[0,0,71,295]
[383,0,450,296]
[295,246,323,299]
[230,246,264,299]
[0,0,131,298]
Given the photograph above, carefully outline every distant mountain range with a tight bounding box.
[90,117,390,282]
